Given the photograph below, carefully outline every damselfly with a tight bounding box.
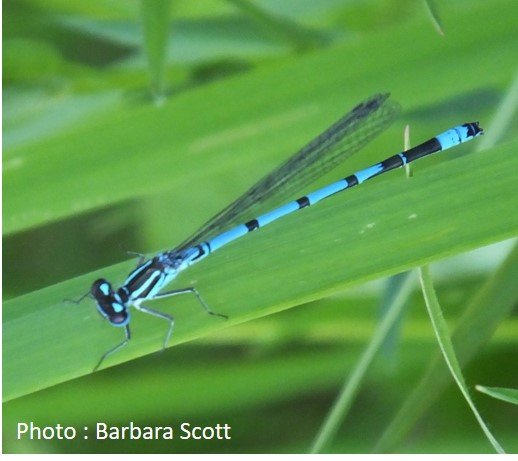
[80,93,483,371]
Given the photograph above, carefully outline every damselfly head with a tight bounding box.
[91,279,130,326]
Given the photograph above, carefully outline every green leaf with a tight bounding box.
[476,386,518,405]
[4,141,517,400]
[418,265,504,453]
[4,0,516,235]
[310,271,415,453]
[140,0,171,101]
[226,0,329,49]
[375,242,518,452]
[423,0,444,36]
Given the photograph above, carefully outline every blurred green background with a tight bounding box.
[3,0,518,454]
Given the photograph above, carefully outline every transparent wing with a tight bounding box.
[177,93,401,251]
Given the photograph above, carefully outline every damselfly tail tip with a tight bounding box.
[465,121,484,137]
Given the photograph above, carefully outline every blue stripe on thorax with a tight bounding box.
[124,259,153,286]
[130,270,163,300]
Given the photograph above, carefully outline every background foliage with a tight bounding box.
[3,0,518,454]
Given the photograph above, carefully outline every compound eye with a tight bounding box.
[109,311,129,325]
[91,279,112,298]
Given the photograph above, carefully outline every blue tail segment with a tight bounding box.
[201,122,483,254]
[209,224,249,252]
[402,122,482,164]
[84,90,483,371]
[436,123,482,150]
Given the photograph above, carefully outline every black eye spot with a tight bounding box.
[91,279,113,298]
